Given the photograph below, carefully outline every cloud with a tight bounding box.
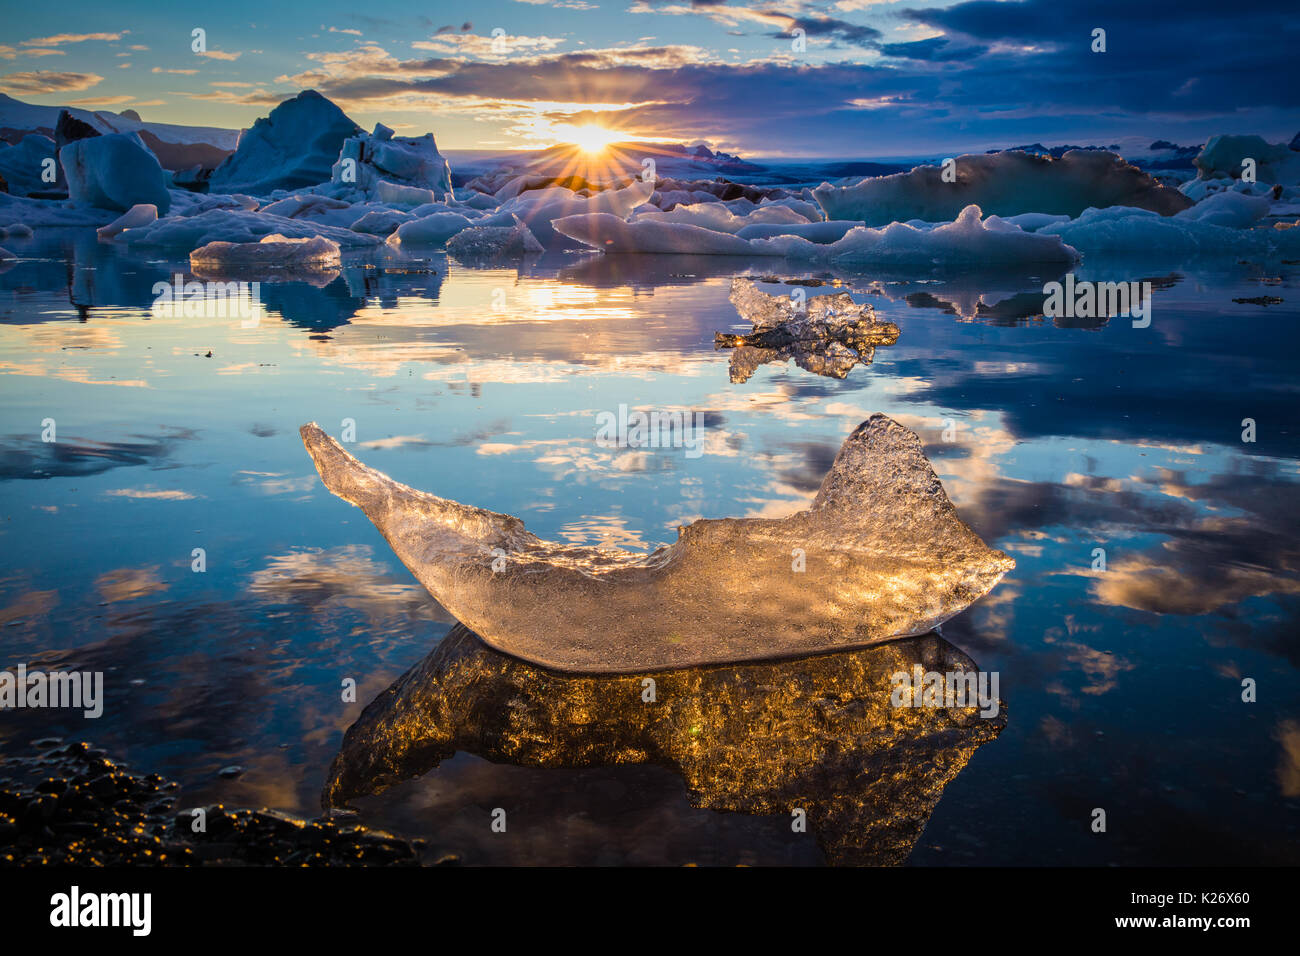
[197,50,242,61]
[21,32,124,46]
[152,67,199,75]
[0,70,103,94]
[68,94,135,105]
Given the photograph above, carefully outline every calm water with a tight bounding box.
[1,228,1297,865]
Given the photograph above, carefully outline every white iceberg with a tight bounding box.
[1192,134,1300,187]
[0,135,57,197]
[60,132,172,215]
[330,123,453,201]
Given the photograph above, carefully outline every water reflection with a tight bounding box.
[325,624,1005,866]
[0,230,1296,865]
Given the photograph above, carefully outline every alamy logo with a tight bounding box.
[595,404,707,459]
[0,665,103,718]
[1042,274,1152,327]
[152,274,264,325]
[890,665,1000,718]
[50,886,151,936]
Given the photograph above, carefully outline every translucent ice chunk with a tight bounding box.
[300,413,1014,672]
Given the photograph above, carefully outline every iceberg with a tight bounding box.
[324,623,1005,865]
[60,132,172,215]
[330,123,453,200]
[0,134,57,197]
[209,91,360,196]
[716,278,900,383]
[813,149,1192,225]
[299,414,1014,672]
[1191,134,1300,187]
[190,234,341,276]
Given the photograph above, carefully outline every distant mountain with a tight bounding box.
[0,93,237,170]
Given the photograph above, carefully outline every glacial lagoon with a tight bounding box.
[1,229,1297,865]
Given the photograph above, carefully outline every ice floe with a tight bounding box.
[115,208,381,250]
[555,203,1080,269]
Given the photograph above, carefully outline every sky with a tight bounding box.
[2,0,1297,157]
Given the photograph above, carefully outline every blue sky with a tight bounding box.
[2,0,1297,156]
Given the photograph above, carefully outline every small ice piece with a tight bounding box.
[735,220,861,243]
[386,211,475,245]
[552,212,761,254]
[299,413,1014,673]
[715,278,900,383]
[445,216,544,261]
[635,202,811,234]
[95,203,158,240]
[350,208,415,236]
[3,222,34,238]
[0,246,15,261]
[190,233,341,275]
[1191,134,1300,187]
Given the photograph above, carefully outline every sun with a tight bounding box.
[563,124,621,154]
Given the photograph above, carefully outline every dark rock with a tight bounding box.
[54,110,100,151]
[0,743,427,866]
